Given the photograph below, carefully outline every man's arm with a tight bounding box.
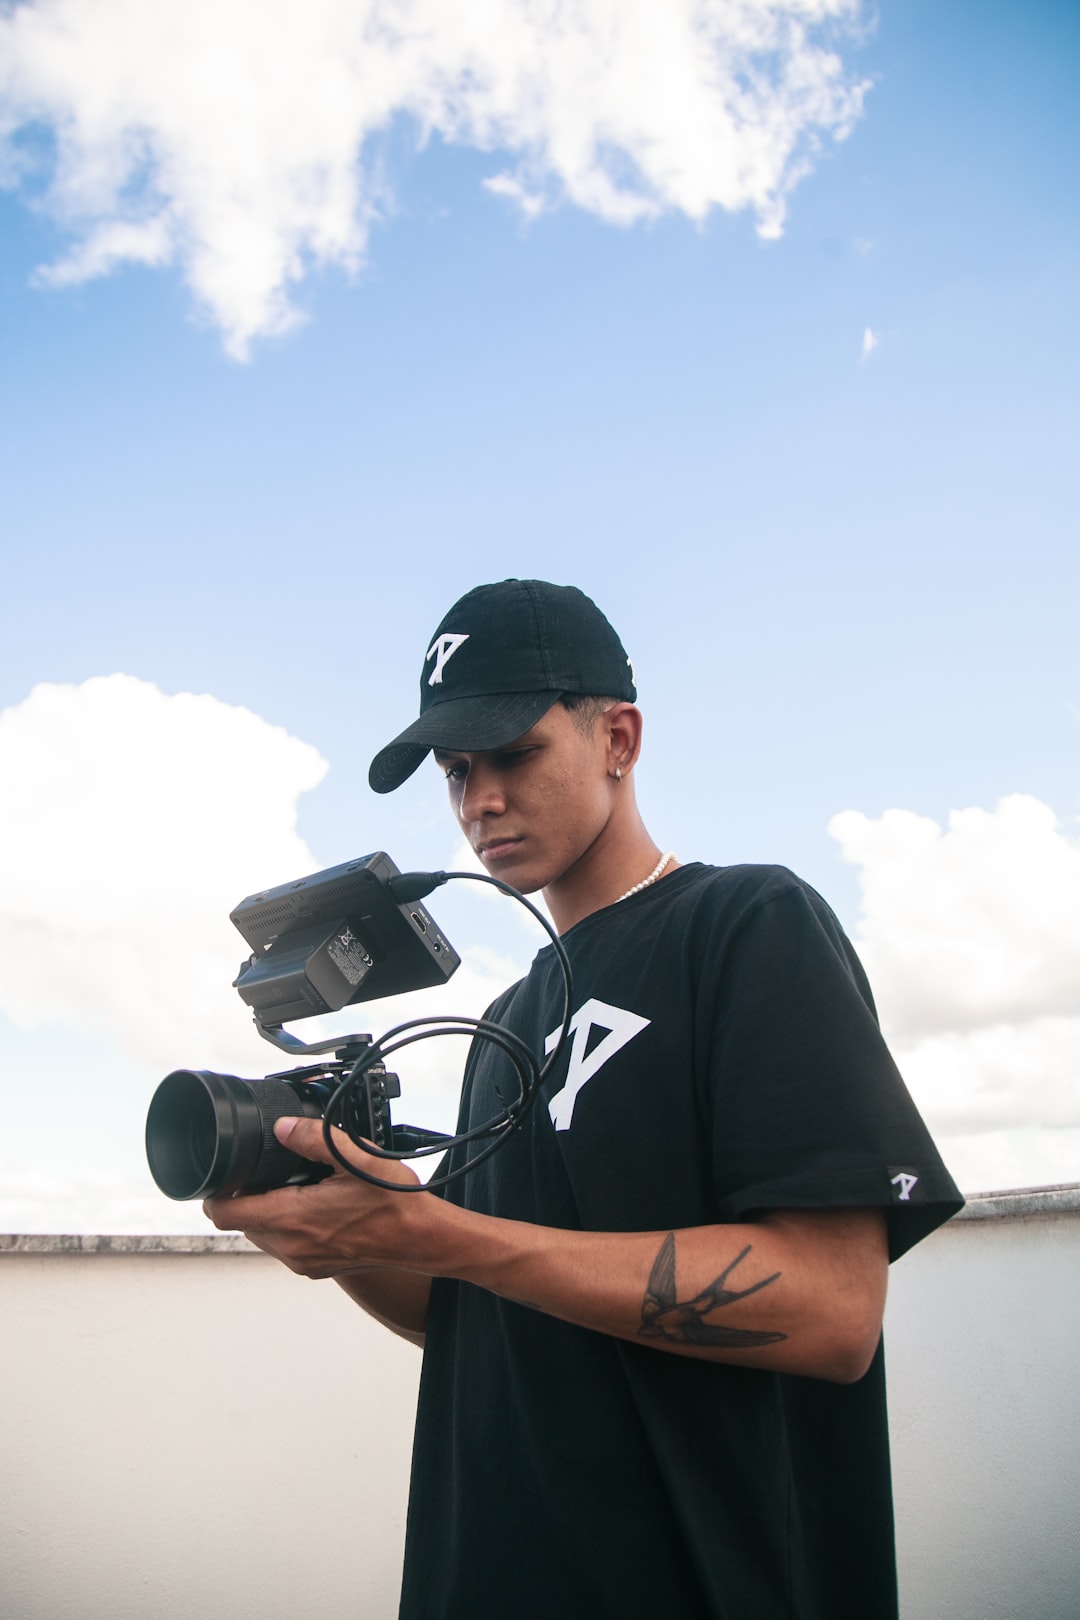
[332,1270,431,1349]
[204,1118,888,1383]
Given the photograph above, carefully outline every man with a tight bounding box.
[206,579,963,1619]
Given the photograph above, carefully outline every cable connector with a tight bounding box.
[387,869,450,904]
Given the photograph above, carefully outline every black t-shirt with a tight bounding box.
[398,864,963,1620]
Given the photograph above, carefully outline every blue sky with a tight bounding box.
[1,0,1078,1231]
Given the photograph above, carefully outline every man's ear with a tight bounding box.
[603,703,644,776]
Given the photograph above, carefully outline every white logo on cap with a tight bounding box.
[427,633,470,685]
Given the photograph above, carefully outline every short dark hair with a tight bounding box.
[559,694,620,737]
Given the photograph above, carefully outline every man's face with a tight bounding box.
[433,703,615,896]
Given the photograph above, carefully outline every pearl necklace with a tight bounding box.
[615,852,676,904]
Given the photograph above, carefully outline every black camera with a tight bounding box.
[145,853,460,1201]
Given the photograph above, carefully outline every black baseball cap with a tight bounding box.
[368,579,637,793]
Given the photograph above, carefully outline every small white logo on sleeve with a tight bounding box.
[427,632,469,684]
[891,1171,919,1202]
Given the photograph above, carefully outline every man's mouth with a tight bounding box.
[477,837,523,861]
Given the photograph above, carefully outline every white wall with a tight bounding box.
[886,1189,1080,1620]
[0,1237,420,1620]
[2,1191,1078,1620]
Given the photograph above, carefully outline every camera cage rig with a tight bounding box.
[231,854,573,1194]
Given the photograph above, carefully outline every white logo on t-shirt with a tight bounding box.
[544,998,650,1131]
[891,1171,919,1202]
[426,632,469,685]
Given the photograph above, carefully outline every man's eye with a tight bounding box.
[443,762,468,782]
[497,748,533,767]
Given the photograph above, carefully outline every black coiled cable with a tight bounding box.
[321,869,573,1192]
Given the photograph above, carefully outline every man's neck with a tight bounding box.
[543,824,674,934]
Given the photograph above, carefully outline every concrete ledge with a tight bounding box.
[0,1232,260,1255]
[954,1182,1080,1221]
[4,1184,1080,1253]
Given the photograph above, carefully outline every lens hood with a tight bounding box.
[145,1069,324,1200]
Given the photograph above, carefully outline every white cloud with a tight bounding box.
[830,796,1080,1040]
[0,675,330,1072]
[860,324,878,359]
[0,0,871,356]
[0,1164,209,1237]
[830,795,1080,1192]
[0,676,533,1230]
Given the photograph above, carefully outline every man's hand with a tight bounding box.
[202,1117,429,1280]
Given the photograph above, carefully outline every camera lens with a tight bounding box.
[145,1069,324,1200]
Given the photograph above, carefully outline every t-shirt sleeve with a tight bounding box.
[703,876,964,1260]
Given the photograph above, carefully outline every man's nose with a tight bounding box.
[459,764,507,819]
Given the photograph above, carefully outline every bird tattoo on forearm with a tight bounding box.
[639,1232,788,1348]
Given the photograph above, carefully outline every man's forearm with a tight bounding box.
[333,1268,431,1348]
[423,1200,888,1382]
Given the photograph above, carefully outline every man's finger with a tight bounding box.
[275,1115,378,1172]
[274,1114,334,1162]
[202,1183,299,1230]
